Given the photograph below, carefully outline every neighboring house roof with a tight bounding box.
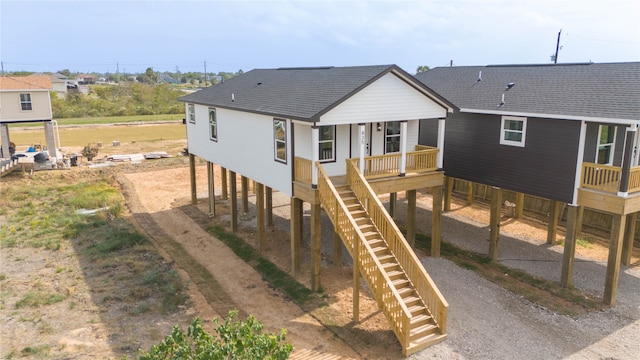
[180,65,453,122]
[415,62,640,122]
[0,75,52,91]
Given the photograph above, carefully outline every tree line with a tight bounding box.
[51,83,186,118]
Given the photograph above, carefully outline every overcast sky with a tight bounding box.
[1,0,639,74]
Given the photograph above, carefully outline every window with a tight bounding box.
[20,93,32,111]
[597,124,615,165]
[500,116,527,147]
[188,104,195,124]
[318,126,335,162]
[385,121,401,153]
[208,108,217,141]
[274,119,287,163]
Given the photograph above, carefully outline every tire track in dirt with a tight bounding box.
[118,174,244,320]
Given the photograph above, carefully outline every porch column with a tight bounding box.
[221,167,228,200]
[515,192,525,219]
[467,181,474,205]
[189,154,197,205]
[444,176,454,211]
[0,124,10,159]
[311,125,319,188]
[229,170,238,233]
[571,121,587,205]
[488,187,502,261]
[207,161,216,217]
[241,176,249,213]
[358,123,365,173]
[406,189,416,247]
[290,197,303,276]
[622,212,637,266]
[431,185,443,257]
[604,214,626,305]
[547,200,561,244]
[266,187,274,226]
[389,192,397,218]
[399,120,407,176]
[561,205,580,287]
[311,202,322,291]
[618,127,636,197]
[437,118,445,169]
[256,183,265,252]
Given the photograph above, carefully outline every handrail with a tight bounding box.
[346,158,449,333]
[317,164,414,344]
[294,157,313,184]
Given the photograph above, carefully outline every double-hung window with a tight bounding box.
[20,93,32,111]
[500,116,527,147]
[385,121,401,153]
[274,119,287,163]
[318,125,335,162]
[597,124,615,165]
[188,104,195,124]
[208,108,217,141]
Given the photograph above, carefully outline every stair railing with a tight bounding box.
[317,163,413,345]
[346,159,449,333]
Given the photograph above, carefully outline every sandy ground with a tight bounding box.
[120,164,640,359]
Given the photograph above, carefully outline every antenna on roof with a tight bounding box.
[551,29,562,64]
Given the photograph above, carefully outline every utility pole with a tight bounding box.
[204,61,208,87]
[1,61,4,76]
[553,29,562,64]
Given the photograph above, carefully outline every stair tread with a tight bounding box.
[410,322,438,336]
[406,333,447,355]
[410,314,432,324]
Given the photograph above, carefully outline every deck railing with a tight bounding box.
[346,158,448,334]
[317,164,413,345]
[581,162,640,194]
[294,157,313,184]
[352,145,439,179]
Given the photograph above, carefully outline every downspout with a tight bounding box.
[571,120,587,206]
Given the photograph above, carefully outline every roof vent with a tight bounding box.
[506,82,515,89]
[477,71,482,82]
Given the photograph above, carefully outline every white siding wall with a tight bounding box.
[186,103,294,196]
[0,91,52,122]
[319,73,446,125]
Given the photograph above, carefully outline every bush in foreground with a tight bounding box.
[139,310,292,359]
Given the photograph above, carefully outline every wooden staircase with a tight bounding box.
[318,162,448,356]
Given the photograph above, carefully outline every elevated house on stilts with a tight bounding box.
[180,65,454,355]
[416,62,640,306]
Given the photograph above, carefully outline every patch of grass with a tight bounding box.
[15,291,66,309]
[141,266,190,313]
[415,233,604,315]
[21,344,51,357]
[207,225,313,305]
[81,219,148,258]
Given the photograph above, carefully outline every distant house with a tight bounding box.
[181,65,454,355]
[76,74,96,85]
[416,62,640,305]
[0,75,59,160]
[50,73,69,97]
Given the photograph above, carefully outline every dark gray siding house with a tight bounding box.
[416,62,640,204]
[415,62,640,306]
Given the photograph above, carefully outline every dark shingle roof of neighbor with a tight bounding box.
[414,62,640,121]
[180,64,450,122]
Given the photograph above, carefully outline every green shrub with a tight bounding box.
[139,311,292,360]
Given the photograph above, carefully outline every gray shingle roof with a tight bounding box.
[180,65,448,122]
[415,62,640,121]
